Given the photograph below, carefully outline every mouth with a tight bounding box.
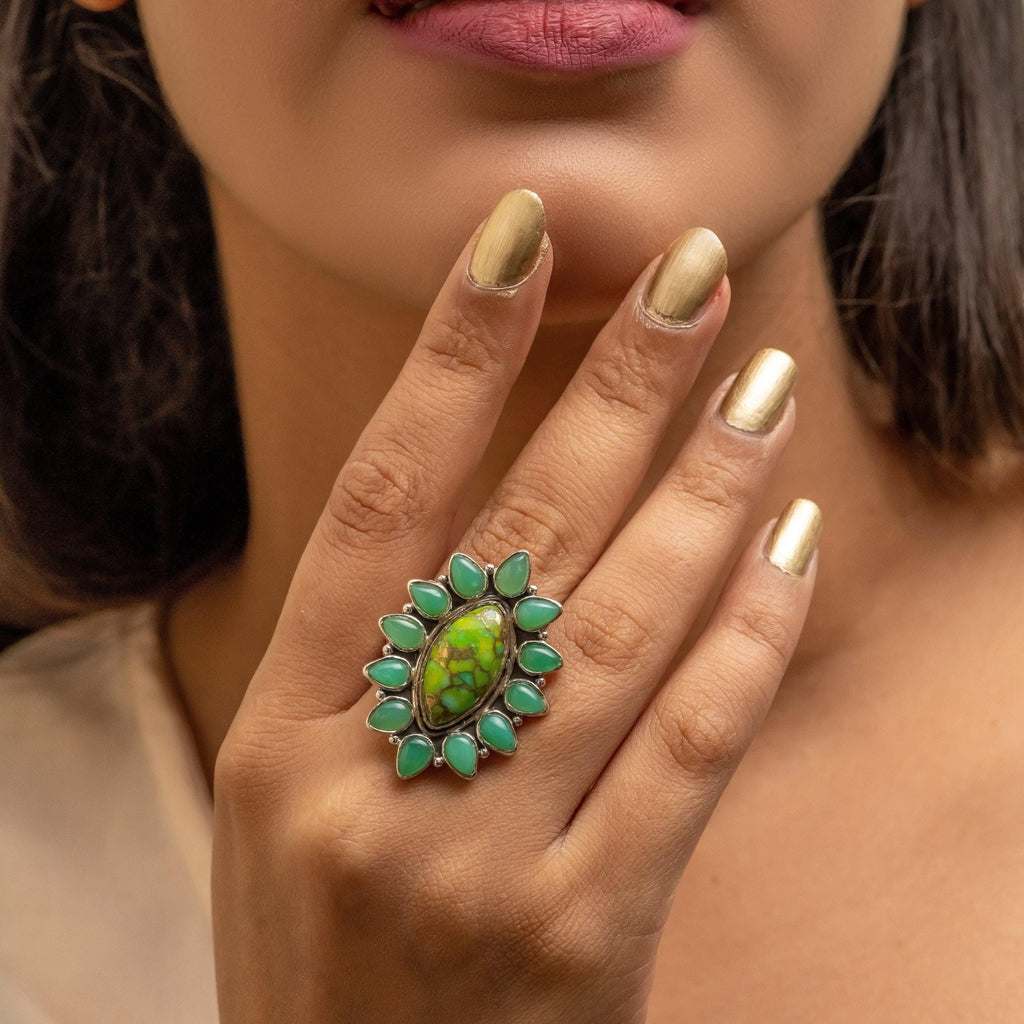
[372,0,708,17]
[369,0,708,74]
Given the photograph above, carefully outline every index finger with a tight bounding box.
[250,189,552,717]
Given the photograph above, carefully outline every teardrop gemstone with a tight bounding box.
[408,580,451,619]
[494,550,531,598]
[396,734,435,779]
[504,679,548,717]
[420,603,508,728]
[366,698,413,734]
[448,553,487,600]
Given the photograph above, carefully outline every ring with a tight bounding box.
[364,550,563,780]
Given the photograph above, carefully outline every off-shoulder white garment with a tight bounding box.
[0,605,218,1023]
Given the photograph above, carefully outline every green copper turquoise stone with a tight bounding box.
[494,550,531,598]
[366,698,414,734]
[448,553,487,600]
[518,640,563,674]
[421,603,508,727]
[442,732,479,779]
[380,614,426,652]
[396,734,435,779]
[513,597,562,632]
[477,711,518,754]
[504,679,548,717]
[365,656,412,690]
[408,580,451,619]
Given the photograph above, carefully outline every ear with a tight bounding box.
[72,0,128,10]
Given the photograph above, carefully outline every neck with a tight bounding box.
[165,181,1024,784]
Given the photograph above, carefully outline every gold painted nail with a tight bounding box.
[468,189,547,289]
[766,498,823,577]
[720,348,797,433]
[642,227,727,325]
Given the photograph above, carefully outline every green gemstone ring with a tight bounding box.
[365,550,562,780]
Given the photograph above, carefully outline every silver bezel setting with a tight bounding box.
[364,551,562,780]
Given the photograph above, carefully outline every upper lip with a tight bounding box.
[372,0,701,17]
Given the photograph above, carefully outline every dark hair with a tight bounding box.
[0,0,1022,623]
[0,0,247,624]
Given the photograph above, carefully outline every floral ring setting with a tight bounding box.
[364,550,563,780]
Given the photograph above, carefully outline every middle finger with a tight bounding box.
[459,227,729,597]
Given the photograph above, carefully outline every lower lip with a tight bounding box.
[380,0,701,74]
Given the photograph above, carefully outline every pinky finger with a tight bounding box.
[560,500,822,918]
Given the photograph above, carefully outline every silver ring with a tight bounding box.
[364,550,563,780]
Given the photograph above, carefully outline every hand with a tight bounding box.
[211,189,819,1023]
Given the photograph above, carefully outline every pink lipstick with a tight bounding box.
[373,0,706,75]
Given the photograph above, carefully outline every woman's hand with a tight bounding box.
[211,189,819,1023]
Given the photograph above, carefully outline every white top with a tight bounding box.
[0,606,218,1023]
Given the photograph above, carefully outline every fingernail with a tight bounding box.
[641,227,727,326]
[766,498,823,577]
[468,189,547,289]
[720,348,797,433]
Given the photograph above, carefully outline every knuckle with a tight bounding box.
[326,446,431,545]
[672,449,751,524]
[297,794,379,880]
[469,482,576,574]
[505,894,610,986]
[212,730,292,814]
[283,801,389,925]
[420,305,506,381]
[652,689,741,777]
[212,739,252,804]
[723,601,796,677]
[577,345,664,419]
[561,592,657,674]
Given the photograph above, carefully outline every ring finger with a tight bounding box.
[529,350,799,809]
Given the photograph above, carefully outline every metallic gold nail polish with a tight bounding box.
[468,189,546,289]
[720,348,797,433]
[642,227,727,325]
[766,498,823,577]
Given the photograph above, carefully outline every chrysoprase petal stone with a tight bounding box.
[494,550,531,598]
[518,640,563,674]
[408,580,451,619]
[396,734,435,779]
[504,679,548,716]
[449,553,486,600]
[442,732,479,779]
[380,614,426,652]
[365,656,412,690]
[513,597,562,632]
[367,698,414,734]
[421,604,507,728]
[477,711,518,754]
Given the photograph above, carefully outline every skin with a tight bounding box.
[75,0,1024,1018]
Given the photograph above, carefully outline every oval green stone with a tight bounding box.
[442,732,479,779]
[396,734,435,779]
[420,604,508,728]
[504,679,548,717]
[365,656,411,690]
[513,597,562,632]
[408,580,451,619]
[367,698,413,734]
[477,711,518,754]
[449,553,486,600]
[494,550,531,598]
[518,640,563,674]
[380,614,426,652]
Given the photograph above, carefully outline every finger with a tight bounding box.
[252,189,552,715]
[524,351,799,802]
[459,228,729,597]
[561,504,821,928]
